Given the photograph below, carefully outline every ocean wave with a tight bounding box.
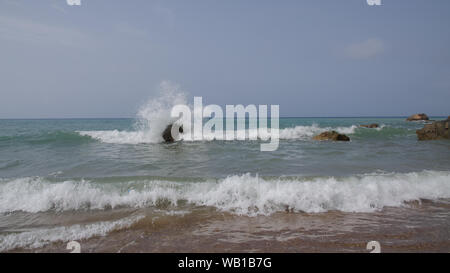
[0,160,21,171]
[352,124,414,139]
[1,171,449,216]
[77,124,359,144]
[0,123,408,146]
[0,131,93,146]
[0,215,144,252]
[278,124,357,140]
[77,130,159,144]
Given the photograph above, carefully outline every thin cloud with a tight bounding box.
[344,38,385,59]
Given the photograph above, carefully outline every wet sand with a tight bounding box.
[9,199,450,253]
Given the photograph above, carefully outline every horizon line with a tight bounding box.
[0,115,447,120]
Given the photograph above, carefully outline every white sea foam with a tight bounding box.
[79,81,190,144]
[77,82,361,144]
[78,124,358,144]
[278,124,357,140]
[78,130,156,144]
[376,124,386,131]
[1,171,449,216]
[0,215,144,252]
[135,81,188,139]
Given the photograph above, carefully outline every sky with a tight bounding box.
[0,0,449,118]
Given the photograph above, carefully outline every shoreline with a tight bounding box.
[5,200,450,253]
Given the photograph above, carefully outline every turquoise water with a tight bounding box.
[1,117,450,251]
[0,117,449,179]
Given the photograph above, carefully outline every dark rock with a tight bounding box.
[406,113,429,121]
[162,124,183,143]
[313,131,350,141]
[416,119,449,140]
[360,123,379,128]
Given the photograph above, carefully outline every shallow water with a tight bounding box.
[1,117,449,252]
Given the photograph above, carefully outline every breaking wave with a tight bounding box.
[77,124,360,144]
[76,82,365,144]
[1,170,449,216]
[0,215,144,252]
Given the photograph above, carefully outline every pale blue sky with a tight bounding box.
[0,0,449,118]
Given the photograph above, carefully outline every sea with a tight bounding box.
[0,96,449,252]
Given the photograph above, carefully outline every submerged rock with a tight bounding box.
[360,123,379,128]
[162,124,183,143]
[312,131,350,141]
[416,118,449,140]
[406,113,429,121]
